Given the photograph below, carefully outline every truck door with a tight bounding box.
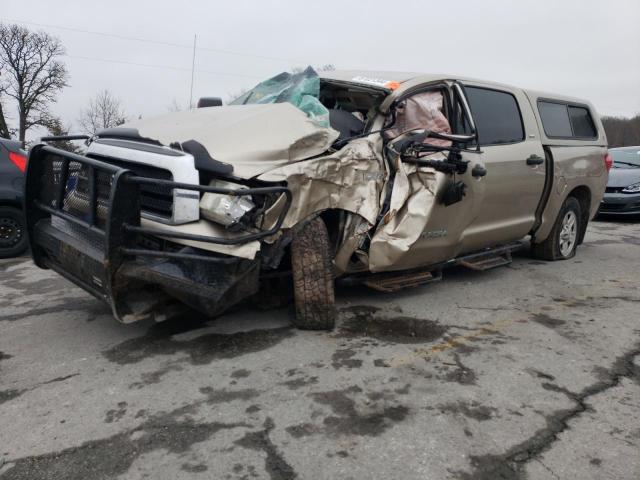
[458,83,546,252]
[368,85,487,272]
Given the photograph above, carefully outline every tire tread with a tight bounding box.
[290,217,335,330]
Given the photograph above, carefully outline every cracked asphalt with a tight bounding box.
[1,219,639,480]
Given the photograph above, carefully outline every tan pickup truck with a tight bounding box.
[25,68,610,329]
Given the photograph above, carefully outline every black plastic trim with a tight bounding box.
[181,139,234,175]
[95,138,184,156]
[95,128,164,146]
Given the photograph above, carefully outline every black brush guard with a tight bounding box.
[24,144,292,322]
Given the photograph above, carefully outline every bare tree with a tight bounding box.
[167,97,184,112]
[0,93,10,139]
[602,115,640,147]
[41,115,81,152]
[78,89,127,135]
[0,23,68,145]
[226,88,248,104]
[291,64,336,74]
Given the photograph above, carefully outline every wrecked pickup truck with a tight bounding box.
[24,68,610,329]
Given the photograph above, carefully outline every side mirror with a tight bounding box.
[197,97,223,108]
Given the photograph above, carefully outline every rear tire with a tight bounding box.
[0,206,28,259]
[290,217,336,330]
[532,196,581,261]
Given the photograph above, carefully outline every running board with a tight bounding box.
[363,269,442,293]
[339,242,524,292]
[456,245,518,271]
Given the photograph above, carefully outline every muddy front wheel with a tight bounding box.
[290,217,336,330]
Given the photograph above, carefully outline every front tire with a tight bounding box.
[290,217,336,330]
[0,206,28,259]
[532,196,581,261]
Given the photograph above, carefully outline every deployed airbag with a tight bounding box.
[385,91,452,147]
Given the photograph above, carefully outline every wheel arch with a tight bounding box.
[289,208,359,246]
[566,185,591,245]
[284,208,371,275]
[533,184,592,245]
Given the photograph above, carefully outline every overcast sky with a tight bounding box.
[2,0,639,137]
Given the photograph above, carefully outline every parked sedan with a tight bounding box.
[600,146,640,216]
[0,138,28,258]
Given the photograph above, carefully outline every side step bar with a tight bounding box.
[457,250,512,271]
[363,269,443,293]
[340,242,523,293]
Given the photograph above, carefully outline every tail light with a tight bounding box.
[604,152,613,172]
[8,151,27,173]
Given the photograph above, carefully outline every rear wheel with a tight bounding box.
[0,206,28,259]
[290,217,336,330]
[532,196,581,261]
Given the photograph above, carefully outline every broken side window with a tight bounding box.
[229,66,330,128]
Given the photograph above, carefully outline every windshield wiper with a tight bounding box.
[613,161,640,168]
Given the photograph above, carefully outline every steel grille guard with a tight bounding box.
[25,144,292,266]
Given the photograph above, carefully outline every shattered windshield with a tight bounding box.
[230,66,330,128]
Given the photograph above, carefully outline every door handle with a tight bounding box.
[471,164,487,178]
[526,154,545,166]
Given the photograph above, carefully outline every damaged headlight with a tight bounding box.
[622,182,640,193]
[199,180,255,227]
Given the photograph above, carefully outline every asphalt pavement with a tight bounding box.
[0,219,639,479]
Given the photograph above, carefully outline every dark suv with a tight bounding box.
[0,138,28,258]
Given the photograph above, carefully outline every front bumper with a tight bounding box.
[599,192,640,216]
[24,144,291,322]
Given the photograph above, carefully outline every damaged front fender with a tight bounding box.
[259,137,387,229]
[258,137,388,273]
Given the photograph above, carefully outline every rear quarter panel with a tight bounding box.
[524,91,608,242]
[535,145,607,241]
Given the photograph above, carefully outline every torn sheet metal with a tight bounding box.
[123,103,339,179]
[369,90,452,271]
[333,213,371,274]
[140,217,260,259]
[368,157,446,271]
[259,137,386,230]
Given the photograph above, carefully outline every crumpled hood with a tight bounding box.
[607,167,640,188]
[121,103,339,178]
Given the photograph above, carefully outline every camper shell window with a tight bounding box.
[538,99,597,140]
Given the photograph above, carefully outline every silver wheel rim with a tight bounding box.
[559,210,577,257]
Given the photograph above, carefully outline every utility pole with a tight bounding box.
[189,34,197,109]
